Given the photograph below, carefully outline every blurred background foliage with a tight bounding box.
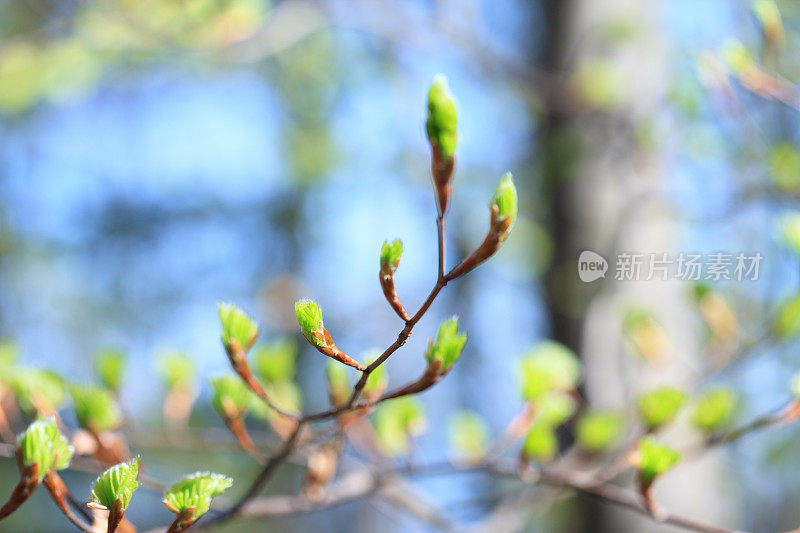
[3,0,800,531]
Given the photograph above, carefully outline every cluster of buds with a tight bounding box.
[295,299,365,370]
[447,173,518,281]
[426,74,458,217]
[379,239,409,321]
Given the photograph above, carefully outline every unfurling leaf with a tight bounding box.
[91,457,140,510]
[691,388,738,433]
[425,74,458,160]
[363,352,388,399]
[380,240,404,273]
[93,349,126,393]
[295,299,325,347]
[252,339,298,384]
[424,317,467,374]
[448,411,489,461]
[636,387,687,430]
[632,437,681,484]
[71,385,122,432]
[374,397,426,456]
[522,423,558,463]
[519,341,581,401]
[218,302,259,354]
[210,375,251,418]
[17,418,73,480]
[576,411,625,453]
[163,472,232,520]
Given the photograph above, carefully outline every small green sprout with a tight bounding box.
[425,74,458,159]
[91,457,140,510]
[71,385,122,432]
[218,302,259,354]
[448,411,489,461]
[252,339,298,385]
[424,317,467,373]
[374,397,426,456]
[163,472,233,520]
[17,418,73,480]
[691,388,738,434]
[519,341,581,401]
[636,387,687,430]
[93,348,126,393]
[295,299,325,347]
[249,381,302,421]
[380,239,404,273]
[491,173,518,239]
[522,423,558,463]
[210,375,251,418]
[633,437,681,485]
[326,360,351,405]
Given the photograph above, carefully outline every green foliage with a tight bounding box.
[769,143,800,193]
[519,341,581,401]
[380,239,403,270]
[164,472,233,519]
[424,317,467,372]
[218,303,259,353]
[522,423,558,463]
[773,293,800,340]
[576,411,625,453]
[157,350,195,390]
[91,457,140,510]
[252,339,298,384]
[71,385,122,432]
[17,418,73,479]
[492,173,518,230]
[448,411,489,460]
[425,74,458,159]
[374,397,426,456]
[210,375,251,417]
[636,387,687,430]
[93,349,126,392]
[0,339,17,372]
[535,392,577,427]
[9,368,67,414]
[295,299,325,347]
[691,388,738,433]
[635,437,681,484]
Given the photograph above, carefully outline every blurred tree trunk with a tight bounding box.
[537,0,728,531]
